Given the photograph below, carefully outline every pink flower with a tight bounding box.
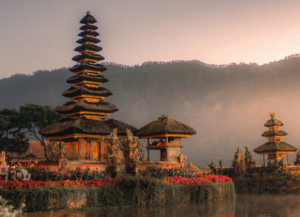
[189,168,193,171]
[78,165,81,168]
[96,167,98,171]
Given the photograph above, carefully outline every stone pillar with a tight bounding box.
[147,149,149,161]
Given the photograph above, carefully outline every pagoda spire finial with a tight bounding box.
[269,112,276,119]
[87,11,90,15]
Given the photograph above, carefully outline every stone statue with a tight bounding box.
[16,166,31,181]
[244,146,256,173]
[209,161,217,170]
[0,151,6,173]
[232,147,244,173]
[178,154,187,167]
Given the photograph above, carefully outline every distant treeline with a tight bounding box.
[2,58,300,166]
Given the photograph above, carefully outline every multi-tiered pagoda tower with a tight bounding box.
[254,113,297,167]
[39,12,137,165]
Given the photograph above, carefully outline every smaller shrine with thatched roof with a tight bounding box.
[254,112,297,167]
[136,115,196,167]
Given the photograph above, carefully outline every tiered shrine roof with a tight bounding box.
[254,142,297,153]
[254,114,297,154]
[39,117,137,139]
[56,100,119,116]
[39,11,137,139]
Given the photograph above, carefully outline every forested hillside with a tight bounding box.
[1,58,300,166]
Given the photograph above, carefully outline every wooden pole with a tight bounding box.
[287,154,289,166]
[263,154,265,167]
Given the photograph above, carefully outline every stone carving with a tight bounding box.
[294,149,300,166]
[209,161,217,170]
[232,147,244,173]
[244,146,256,172]
[178,154,187,167]
[123,129,141,174]
[16,166,31,181]
[0,151,6,173]
[104,129,122,175]
[279,156,286,170]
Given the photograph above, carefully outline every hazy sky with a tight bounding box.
[1,0,300,79]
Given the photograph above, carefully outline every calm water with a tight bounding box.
[24,194,300,217]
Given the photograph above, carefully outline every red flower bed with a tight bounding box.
[164,174,232,184]
[0,178,119,189]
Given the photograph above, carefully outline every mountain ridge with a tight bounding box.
[1,57,300,166]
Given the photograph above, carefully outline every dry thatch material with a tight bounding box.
[39,117,138,137]
[80,12,97,24]
[78,31,99,37]
[136,115,196,137]
[69,62,106,73]
[63,85,112,98]
[55,100,119,114]
[72,53,104,63]
[76,37,100,45]
[254,142,297,153]
[264,118,284,127]
[67,74,108,85]
[262,130,288,137]
[79,25,98,31]
[74,44,102,53]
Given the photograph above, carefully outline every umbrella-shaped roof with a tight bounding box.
[136,115,196,138]
[254,142,297,153]
[39,117,137,140]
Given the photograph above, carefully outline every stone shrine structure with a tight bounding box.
[244,146,256,172]
[253,113,297,167]
[136,115,196,167]
[231,147,244,172]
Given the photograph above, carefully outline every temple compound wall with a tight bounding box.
[0,179,234,212]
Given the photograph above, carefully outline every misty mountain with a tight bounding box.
[1,58,300,167]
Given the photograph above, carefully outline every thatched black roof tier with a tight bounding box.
[80,12,97,24]
[74,44,102,53]
[67,74,108,85]
[136,115,196,137]
[56,100,119,115]
[69,62,107,73]
[72,53,105,63]
[63,85,112,98]
[79,25,98,31]
[264,118,284,127]
[254,142,297,153]
[262,130,287,137]
[76,37,100,45]
[78,31,99,38]
[39,117,138,137]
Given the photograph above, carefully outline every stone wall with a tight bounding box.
[0,180,235,212]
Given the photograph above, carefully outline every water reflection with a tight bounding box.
[24,194,300,217]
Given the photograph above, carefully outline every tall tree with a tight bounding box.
[0,109,29,154]
[19,104,64,160]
